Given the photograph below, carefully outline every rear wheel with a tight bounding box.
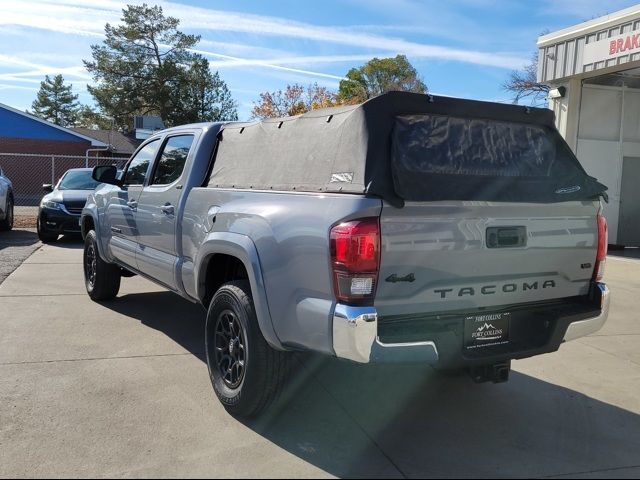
[37,215,58,243]
[205,280,289,417]
[83,230,121,301]
[0,195,14,231]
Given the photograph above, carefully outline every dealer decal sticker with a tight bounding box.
[465,312,511,350]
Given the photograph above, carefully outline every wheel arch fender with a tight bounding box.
[80,206,107,260]
[195,232,283,351]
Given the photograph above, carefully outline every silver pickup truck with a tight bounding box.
[82,92,610,417]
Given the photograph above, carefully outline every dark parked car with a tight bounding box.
[38,168,102,243]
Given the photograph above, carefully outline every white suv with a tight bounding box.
[0,166,14,231]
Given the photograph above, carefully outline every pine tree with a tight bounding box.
[75,105,114,130]
[84,3,237,128]
[31,74,79,127]
[172,56,238,124]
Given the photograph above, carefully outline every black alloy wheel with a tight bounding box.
[83,230,121,301]
[214,309,247,389]
[85,241,98,290]
[205,280,290,417]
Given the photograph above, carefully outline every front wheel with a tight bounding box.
[0,195,14,231]
[205,280,289,417]
[37,215,58,243]
[83,230,121,301]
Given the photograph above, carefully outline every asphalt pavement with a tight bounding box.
[0,242,639,478]
[0,229,40,285]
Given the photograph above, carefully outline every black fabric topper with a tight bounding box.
[210,91,607,207]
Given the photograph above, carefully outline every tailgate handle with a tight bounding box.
[487,226,526,248]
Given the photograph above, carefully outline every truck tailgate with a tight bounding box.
[375,200,599,317]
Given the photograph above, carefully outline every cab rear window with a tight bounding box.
[392,114,562,177]
[390,114,605,203]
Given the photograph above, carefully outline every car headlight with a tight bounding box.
[41,200,63,210]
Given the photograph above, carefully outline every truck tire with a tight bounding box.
[0,194,13,231]
[205,280,289,417]
[83,230,121,301]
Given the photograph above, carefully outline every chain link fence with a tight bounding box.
[0,153,128,207]
[0,153,129,226]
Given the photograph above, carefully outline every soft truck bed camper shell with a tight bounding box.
[211,91,607,207]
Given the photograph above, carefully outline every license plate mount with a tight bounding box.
[464,312,511,351]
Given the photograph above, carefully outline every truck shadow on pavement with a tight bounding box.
[110,290,640,478]
[250,357,640,478]
[108,290,207,360]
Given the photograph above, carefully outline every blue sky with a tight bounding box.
[0,0,638,121]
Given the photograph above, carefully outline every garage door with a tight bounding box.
[619,157,640,246]
[577,84,640,245]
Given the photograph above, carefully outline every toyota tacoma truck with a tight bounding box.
[82,92,610,417]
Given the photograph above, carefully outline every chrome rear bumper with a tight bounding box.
[332,304,439,364]
[332,282,610,364]
[563,283,610,342]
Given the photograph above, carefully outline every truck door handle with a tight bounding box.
[127,200,137,209]
[160,204,175,215]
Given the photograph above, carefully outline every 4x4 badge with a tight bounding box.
[386,273,415,283]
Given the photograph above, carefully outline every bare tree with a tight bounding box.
[251,83,337,119]
[503,52,550,106]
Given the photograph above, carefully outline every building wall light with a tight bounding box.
[548,86,567,99]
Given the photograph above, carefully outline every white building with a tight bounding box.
[538,4,640,246]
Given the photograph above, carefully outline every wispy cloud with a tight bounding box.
[205,54,381,69]
[0,0,527,70]
[0,84,38,92]
[190,49,349,80]
[0,53,91,92]
[164,2,527,69]
[196,39,289,60]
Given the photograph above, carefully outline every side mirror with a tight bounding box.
[92,165,119,185]
[42,184,53,193]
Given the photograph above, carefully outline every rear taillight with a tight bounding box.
[594,214,608,282]
[330,217,380,305]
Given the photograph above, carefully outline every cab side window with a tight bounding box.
[151,135,194,185]
[124,139,160,185]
